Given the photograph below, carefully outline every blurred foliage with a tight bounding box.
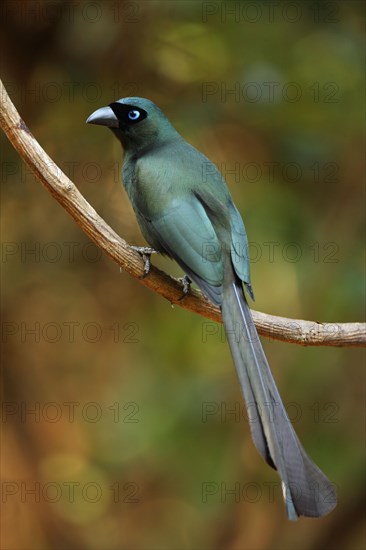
[1,1,365,549]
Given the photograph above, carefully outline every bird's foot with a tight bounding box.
[130,246,157,278]
[178,275,192,300]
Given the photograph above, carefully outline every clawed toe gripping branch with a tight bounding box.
[130,246,157,278]
[1,79,364,348]
[178,275,192,300]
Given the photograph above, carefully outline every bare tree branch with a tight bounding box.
[1,79,365,347]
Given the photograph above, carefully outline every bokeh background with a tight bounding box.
[1,1,365,549]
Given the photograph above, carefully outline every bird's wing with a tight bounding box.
[228,203,254,298]
[147,197,225,304]
[192,187,254,300]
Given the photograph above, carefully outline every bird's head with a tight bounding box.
[86,97,179,152]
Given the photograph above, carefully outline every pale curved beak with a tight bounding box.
[86,106,118,128]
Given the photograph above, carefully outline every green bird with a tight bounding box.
[87,98,336,519]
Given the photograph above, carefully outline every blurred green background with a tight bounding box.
[1,1,365,549]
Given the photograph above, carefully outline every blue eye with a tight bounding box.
[128,110,140,121]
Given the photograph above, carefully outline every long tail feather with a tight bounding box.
[221,277,337,519]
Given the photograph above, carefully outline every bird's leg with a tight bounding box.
[178,275,192,300]
[130,246,157,278]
